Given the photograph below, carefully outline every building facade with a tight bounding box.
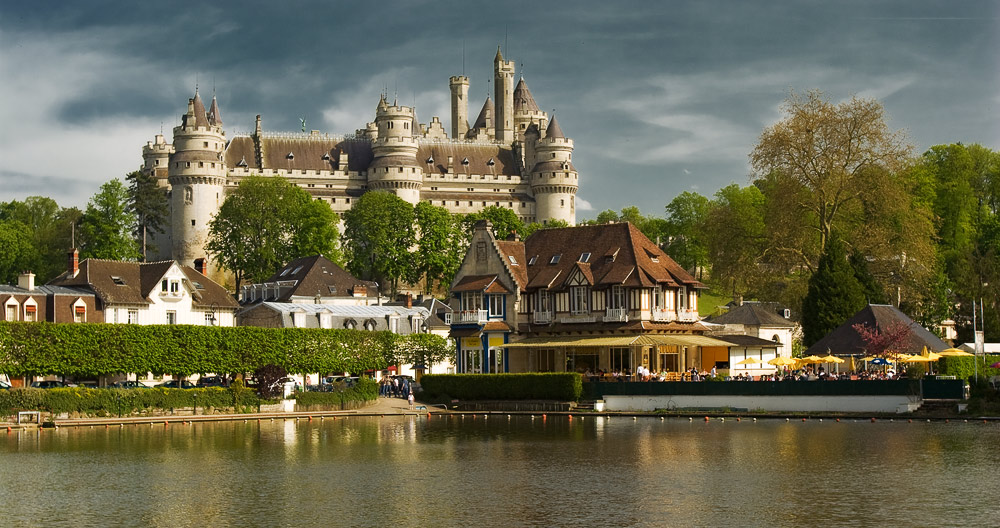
[447,221,735,376]
[142,50,580,281]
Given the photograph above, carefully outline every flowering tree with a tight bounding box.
[852,321,913,357]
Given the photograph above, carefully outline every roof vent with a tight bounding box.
[487,158,495,166]
[111,276,126,286]
[322,152,330,160]
[461,157,470,165]
[426,155,434,164]
[286,152,294,160]
[236,156,248,167]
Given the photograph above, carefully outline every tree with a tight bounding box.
[0,219,36,284]
[390,333,453,369]
[342,191,416,296]
[461,206,525,241]
[750,90,913,256]
[206,175,341,288]
[1,197,82,281]
[849,251,886,305]
[125,170,168,260]
[801,236,866,346]
[523,219,569,238]
[852,321,914,358]
[79,179,140,261]
[663,191,711,275]
[703,184,767,299]
[413,202,464,293]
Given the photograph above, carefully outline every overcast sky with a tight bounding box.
[1,1,997,219]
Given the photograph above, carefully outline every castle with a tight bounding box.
[141,49,580,284]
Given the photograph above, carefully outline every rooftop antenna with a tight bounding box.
[505,25,508,57]
[520,62,524,80]
[71,222,75,249]
[462,39,466,76]
[160,121,163,135]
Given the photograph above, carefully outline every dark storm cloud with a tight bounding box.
[1,1,996,214]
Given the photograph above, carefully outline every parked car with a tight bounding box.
[30,380,73,389]
[109,380,151,389]
[157,380,196,389]
[196,375,228,388]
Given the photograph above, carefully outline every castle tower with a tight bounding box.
[141,134,175,260]
[467,96,494,141]
[493,47,515,144]
[530,116,578,225]
[449,75,469,139]
[368,95,423,204]
[512,78,548,142]
[167,90,227,279]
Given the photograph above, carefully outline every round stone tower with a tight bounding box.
[367,95,423,204]
[167,91,226,276]
[530,116,578,225]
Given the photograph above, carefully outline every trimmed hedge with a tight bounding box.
[419,373,583,401]
[0,321,404,377]
[294,378,378,408]
[939,355,1000,381]
[0,386,260,417]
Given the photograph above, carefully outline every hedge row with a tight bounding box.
[0,385,261,417]
[294,378,378,407]
[0,321,408,377]
[938,355,1000,381]
[419,373,583,401]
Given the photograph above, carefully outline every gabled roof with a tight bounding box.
[451,274,510,294]
[495,240,528,288]
[804,304,949,356]
[49,259,237,309]
[707,304,795,327]
[522,223,703,292]
[263,255,376,302]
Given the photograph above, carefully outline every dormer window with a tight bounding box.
[426,156,434,164]
[487,158,495,166]
[286,152,294,160]
[111,276,126,286]
[279,268,291,277]
[579,253,591,263]
[550,255,561,265]
[322,153,330,160]
[461,157,470,165]
[528,255,538,266]
[237,156,248,167]
[508,255,518,265]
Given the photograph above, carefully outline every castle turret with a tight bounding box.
[493,47,515,144]
[449,75,469,139]
[368,95,423,204]
[142,133,175,260]
[467,96,494,141]
[530,116,578,225]
[167,90,227,279]
[512,78,548,142]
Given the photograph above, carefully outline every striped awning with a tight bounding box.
[504,334,736,348]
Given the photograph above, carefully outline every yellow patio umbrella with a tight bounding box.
[905,355,934,363]
[735,357,763,365]
[848,356,856,371]
[800,355,824,364]
[939,348,974,357]
[819,355,845,364]
[768,356,797,366]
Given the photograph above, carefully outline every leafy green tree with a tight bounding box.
[1,197,82,281]
[0,219,36,284]
[389,333,453,369]
[413,202,463,293]
[125,170,169,260]
[461,206,525,241]
[849,251,886,305]
[207,175,341,288]
[703,184,767,299]
[663,191,711,275]
[79,179,140,261]
[523,219,570,238]
[342,191,416,296]
[802,236,867,346]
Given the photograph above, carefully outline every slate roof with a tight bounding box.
[520,222,704,292]
[715,334,782,347]
[513,78,540,113]
[804,304,949,356]
[545,116,564,139]
[469,97,494,134]
[263,255,376,302]
[706,304,795,327]
[49,259,237,309]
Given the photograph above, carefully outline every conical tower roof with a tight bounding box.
[470,96,494,132]
[494,46,504,62]
[545,115,564,139]
[208,95,223,127]
[513,78,540,113]
[191,91,210,128]
[411,108,421,138]
[377,94,388,113]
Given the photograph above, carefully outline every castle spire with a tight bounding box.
[208,95,223,127]
[494,45,504,62]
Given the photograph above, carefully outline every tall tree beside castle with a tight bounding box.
[342,191,416,297]
[206,175,340,288]
[125,170,168,261]
[802,236,866,346]
[139,50,580,286]
[78,179,141,261]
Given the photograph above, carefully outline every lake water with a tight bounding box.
[2,415,998,527]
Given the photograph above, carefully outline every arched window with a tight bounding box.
[364,319,377,331]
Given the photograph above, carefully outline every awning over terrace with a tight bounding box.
[503,334,735,348]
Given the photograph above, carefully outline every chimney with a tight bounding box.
[194,258,207,275]
[18,272,35,291]
[405,293,412,309]
[68,249,79,277]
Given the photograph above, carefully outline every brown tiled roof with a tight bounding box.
[452,274,502,293]
[522,223,704,292]
[545,115,564,139]
[181,267,239,308]
[417,143,517,176]
[224,136,258,169]
[259,137,373,172]
[495,240,527,288]
[513,78,540,113]
[483,321,514,332]
[530,160,577,173]
[265,255,376,301]
[49,259,236,308]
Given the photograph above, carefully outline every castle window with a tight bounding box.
[186,162,191,168]
[561,199,565,207]
[399,167,403,173]
[155,160,160,166]
[346,199,350,203]
[286,152,294,160]
[462,157,470,165]
[199,162,204,167]
[552,153,556,158]
[404,122,408,129]
[468,201,472,206]
[191,220,196,226]
[467,188,474,191]
[455,201,459,206]
[203,142,209,147]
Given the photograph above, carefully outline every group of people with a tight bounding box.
[584,365,903,382]
[379,375,413,398]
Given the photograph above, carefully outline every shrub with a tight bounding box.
[294,378,378,408]
[0,386,261,418]
[939,355,1000,381]
[419,373,582,401]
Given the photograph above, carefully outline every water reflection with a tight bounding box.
[2,418,998,527]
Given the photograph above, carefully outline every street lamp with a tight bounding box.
[209,302,218,326]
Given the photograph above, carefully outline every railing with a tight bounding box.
[533,311,553,324]
[560,313,597,324]
[678,309,700,322]
[455,309,488,324]
[651,309,676,322]
[159,290,183,301]
[603,308,628,322]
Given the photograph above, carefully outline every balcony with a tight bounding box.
[455,309,488,324]
[158,290,184,302]
[560,313,597,324]
[651,309,676,322]
[678,309,700,322]
[533,311,553,324]
[603,307,628,322]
